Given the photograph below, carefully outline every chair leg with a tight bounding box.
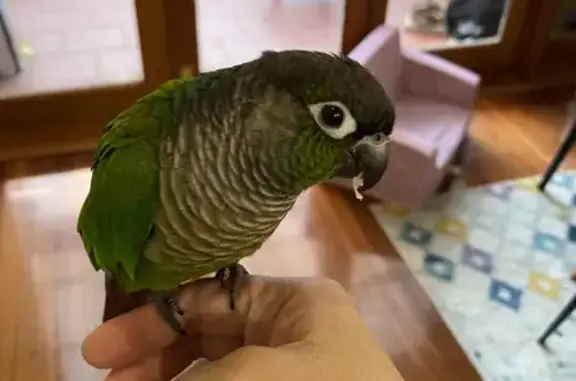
[537,294,576,346]
[538,120,576,191]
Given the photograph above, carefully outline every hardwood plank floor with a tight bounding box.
[0,93,574,381]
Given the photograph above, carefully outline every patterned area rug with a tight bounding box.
[368,172,576,381]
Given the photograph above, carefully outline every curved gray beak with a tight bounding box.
[334,138,390,192]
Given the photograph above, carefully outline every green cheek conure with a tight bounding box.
[77,50,395,335]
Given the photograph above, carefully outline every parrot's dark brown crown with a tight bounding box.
[252,49,395,140]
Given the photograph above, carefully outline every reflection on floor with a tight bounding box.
[1,92,574,381]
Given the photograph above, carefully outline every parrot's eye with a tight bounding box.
[321,105,344,127]
[308,101,357,140]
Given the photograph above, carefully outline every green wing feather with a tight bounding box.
[78,71,241,291]
[77,80,184,283]
[78,141,159,281]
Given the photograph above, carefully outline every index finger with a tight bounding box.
[81,275,308,369]
[82,277,246,369]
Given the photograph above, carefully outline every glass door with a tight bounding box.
[195,0,347,72]
[0,0,198,161]
[0,0,145,98]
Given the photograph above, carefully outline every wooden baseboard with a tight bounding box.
[0,121,100,162]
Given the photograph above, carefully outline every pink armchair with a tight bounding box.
[331,25,480,209]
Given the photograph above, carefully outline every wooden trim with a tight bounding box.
[431,44,509,72]
[512,0,576,81]
[135,0,171,85]
[537,35,576,74]
[518,0,563,78]
[0,121,103,162]
[549,0,576,39]
[509,0,547,81]
[0,85,149,161]
[162,0,200,77]
[480,70,576,97]
[0,83,148,129]
[341,0,387,54]
[525,58,576,87]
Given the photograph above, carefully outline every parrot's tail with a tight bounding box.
[103,272,149,322]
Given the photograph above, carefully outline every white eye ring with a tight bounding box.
[308,101,356,140]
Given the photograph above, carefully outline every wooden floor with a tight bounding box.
[0,92,574,381]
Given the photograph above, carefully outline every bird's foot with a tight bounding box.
[150,290,187,336]
[215,264,249,310]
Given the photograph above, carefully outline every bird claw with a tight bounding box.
[150,265,248,335]
[151,290,187,336]
[215,264,249,310]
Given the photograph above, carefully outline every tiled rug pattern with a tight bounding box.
[369,172,576,381]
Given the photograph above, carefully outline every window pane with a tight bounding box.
[196,0,346,72]
[0,0,143,99]
[386,0,510,50]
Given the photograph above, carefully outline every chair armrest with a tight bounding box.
[347,25,403,102]
[348,25,399,66]
[401,47,481,109]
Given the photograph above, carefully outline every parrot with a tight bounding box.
[77,50,395,336]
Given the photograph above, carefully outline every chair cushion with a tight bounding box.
[392,95,470,168]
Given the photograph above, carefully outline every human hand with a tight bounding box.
[82,276,404,381]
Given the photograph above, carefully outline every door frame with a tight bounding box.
[0,0,199,161]
[341,0,387,54]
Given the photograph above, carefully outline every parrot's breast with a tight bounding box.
[141,116,299,283]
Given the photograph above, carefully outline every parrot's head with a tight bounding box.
[246,50,395,196]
